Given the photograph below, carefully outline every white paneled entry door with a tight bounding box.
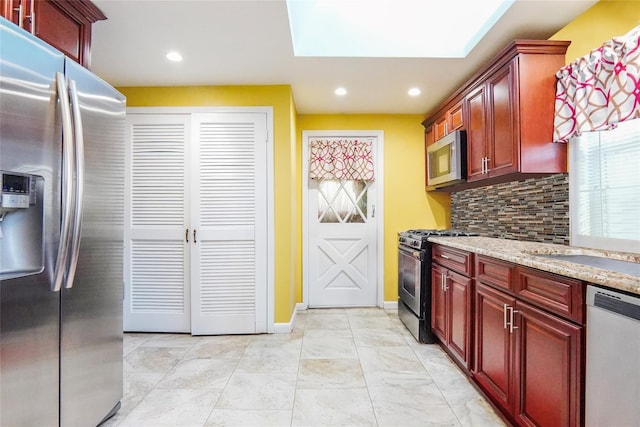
[304,131,383,308]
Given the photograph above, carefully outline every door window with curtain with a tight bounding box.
[310,137,375,224]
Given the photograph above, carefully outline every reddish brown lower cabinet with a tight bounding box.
[474,282,515,415]
[514,301,582,427]
[432,263,473,370]
[474,281,584,427]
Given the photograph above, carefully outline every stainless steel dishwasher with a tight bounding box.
[585,285,640,427]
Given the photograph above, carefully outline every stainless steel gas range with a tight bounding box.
[397,229,477,343]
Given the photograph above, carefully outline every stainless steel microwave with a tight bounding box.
[426,130,466,190]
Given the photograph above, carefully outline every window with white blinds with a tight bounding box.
[570,118,640,254]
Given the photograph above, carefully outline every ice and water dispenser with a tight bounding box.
[1,171,44,279]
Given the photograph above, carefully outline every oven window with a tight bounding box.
[399,250,419,298]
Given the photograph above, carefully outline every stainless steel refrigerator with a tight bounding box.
[0,17,125,426]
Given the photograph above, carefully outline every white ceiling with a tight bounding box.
[90,0,597,115]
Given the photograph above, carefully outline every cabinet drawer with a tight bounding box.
[516,267,584,324]
[433,245,473,276]
[476,255,515,293]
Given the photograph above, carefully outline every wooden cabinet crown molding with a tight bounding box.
[421,39,571,129]
[50,0,106,23]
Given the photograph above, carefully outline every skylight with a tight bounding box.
[286,0,515,58]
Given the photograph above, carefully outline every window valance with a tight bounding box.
[309,138,375,181]
[553,25,640,143]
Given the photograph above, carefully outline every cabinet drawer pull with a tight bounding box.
[441,254,450,260]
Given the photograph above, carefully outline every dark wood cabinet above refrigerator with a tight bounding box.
[0,0,106,67]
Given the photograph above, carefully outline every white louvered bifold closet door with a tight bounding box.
[124,114,191,332]
[190,113,268,335]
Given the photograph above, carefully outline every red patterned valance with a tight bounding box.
[309,138,375,181]
[553,25,640,143]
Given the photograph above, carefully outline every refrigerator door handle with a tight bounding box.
[51,72,75,292]
[64,79,85,289]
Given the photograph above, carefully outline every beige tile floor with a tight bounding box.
[103,308,506,427]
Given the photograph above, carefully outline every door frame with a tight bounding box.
[302,130,385,308]
[125,106,275,333]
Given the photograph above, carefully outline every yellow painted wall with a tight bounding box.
[119,85,299,324]
[296,115,450,303]
[551,0,640,62]
[116,0,638,327]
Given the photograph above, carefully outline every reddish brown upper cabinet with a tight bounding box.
[0,0,106,67]
[473,255,584,427]
[465,42,570,183]
[432,245,474,371]
[466,61,519,182]
[1,0,31,28]
[422,40,570,191]
[433,101,464,141]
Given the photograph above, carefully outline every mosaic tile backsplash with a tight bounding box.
[450,174,570,245]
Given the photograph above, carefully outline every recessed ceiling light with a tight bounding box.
[166,51,183,62]
[334,87,347,96]
[408,88,421,97]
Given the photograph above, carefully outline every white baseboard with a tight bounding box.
[273,306,298,334]
[383,300,398,310]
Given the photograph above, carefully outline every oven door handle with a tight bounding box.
[398,245,424,260]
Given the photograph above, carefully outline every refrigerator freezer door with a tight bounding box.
[60,58,126,427]
[0,18,65,426]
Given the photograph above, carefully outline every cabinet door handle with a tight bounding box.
[28,11,35,35]
[485,157,491,174]
[193,229,197,243]
[442,273,448,292]
[509,307,519,334]
[503,303,509,329]
[185,228,189,243]
[14,2,24,29]
[444,122,448,135]
[481,157,485,174]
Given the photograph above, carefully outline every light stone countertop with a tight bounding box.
[427,236,640,296]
